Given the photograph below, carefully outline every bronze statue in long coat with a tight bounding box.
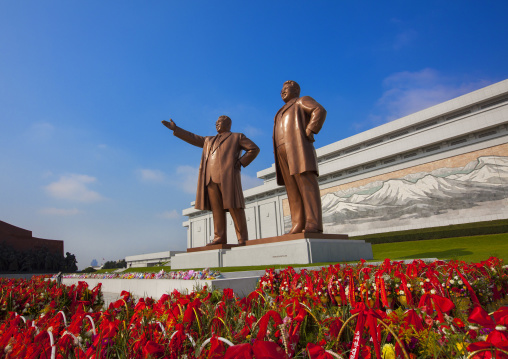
[163,116,259,245]
[273,81,327,234]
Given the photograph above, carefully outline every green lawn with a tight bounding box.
[372,232,508,263]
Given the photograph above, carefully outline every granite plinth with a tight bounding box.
[172,249,228,269]
[223,238,372,267]
[245,232,348,246]
[172,234,372,269]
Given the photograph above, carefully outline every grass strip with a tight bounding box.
[372,232,508,263]
[350,218,508,244]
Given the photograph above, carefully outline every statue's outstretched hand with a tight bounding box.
[162,119,176,130]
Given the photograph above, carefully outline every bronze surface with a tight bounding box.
[162,117,259,245]
[273,81,327,233]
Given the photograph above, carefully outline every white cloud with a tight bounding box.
[39,207,82,216]
[138,169,166,182]
[175,165,199,194]
[374,69,491,122]
[241,173,263,190]
[383,68,439,88]
[45,174,104,202]
[158,210,180,219]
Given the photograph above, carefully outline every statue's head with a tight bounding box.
[281,80,300,103]
[216,115,232,133]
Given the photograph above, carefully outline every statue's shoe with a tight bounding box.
[303,227,323,234]
[206,238,226,246]
[288,224,304,234]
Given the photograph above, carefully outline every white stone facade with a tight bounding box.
[125,251,185,268]
[183,80,508,248]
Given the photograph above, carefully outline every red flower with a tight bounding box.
[223,288,235,301]
[453,317,466,328]
[224,343,253,359]
[306,343,335,359]
[142,341,165,358]
[204,335,226,358]
[252,340,288,359]
[256,310,283,341]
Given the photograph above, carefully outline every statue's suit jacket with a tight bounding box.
[273,96,327,186]
[173,126,259,210]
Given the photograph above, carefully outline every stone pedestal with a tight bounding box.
[172,249,228,269]
[171,233,373,270]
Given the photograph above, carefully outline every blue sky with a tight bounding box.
[1,1,507,269]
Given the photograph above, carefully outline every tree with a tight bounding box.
[102,259,127,269]
[64,252,78,272]
[82,266,97,273]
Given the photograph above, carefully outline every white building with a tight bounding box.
[125,251,184,268]
[183,79,508,248]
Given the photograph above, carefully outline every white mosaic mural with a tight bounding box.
[285,155,508,235]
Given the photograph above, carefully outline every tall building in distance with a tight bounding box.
[183,79,508,248]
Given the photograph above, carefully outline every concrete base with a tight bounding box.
[172,249,228,269]
[61,272,261,299]
[224,238,372,266]
[172,235,373,269]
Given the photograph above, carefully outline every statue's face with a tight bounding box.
[281,83,298,103]
[216,117,230,134]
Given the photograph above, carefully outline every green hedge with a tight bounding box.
[350,219,508,244]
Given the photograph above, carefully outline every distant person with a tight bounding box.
[273,80,327,234]
[162,116,259,245]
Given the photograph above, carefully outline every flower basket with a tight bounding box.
[386,296,394,309]
[398,294,408,307]
[454,296,471,316]
[336,312,410,359]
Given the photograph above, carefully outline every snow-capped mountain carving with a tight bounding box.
[322,156,508,225]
